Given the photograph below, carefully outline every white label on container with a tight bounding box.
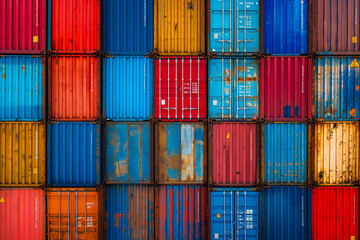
[214,33,218,39]
[161,100,166,105]
[214,233,219,239]
[213,100,218,106]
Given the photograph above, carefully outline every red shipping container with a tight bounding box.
[50,0,100,53]
[48,55,101,121]
[260,57,312,121]
[0,0,46,54]
[312,187,359,240]
[210,123,258,185]
[154,57,206,121]
[0,189,45,240]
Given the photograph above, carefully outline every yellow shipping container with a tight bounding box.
[0,122,46,186]
[154,0,206,55]
[313,122,359,185]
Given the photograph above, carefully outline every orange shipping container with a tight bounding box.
[47,188,99,240]
[48,56,101,121]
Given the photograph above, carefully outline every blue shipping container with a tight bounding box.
[210,188,260,240]
[47,122,101,186]
[314,57,360,120]
[105,122,152,184]
[209,0,259,53]
[0,55,45,121]
[103,56,153,121]
[263,123,308,184]
[103,0,154,55]
[264,0,308,54]
[261,186,311,240]
[105,185,154,240]
[208,57,259,120]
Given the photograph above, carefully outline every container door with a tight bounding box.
[210,190,233,240]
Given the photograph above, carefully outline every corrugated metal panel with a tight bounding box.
[0,55,45,121]
[155,123,206,184]
[264,0,308,54]
[311,0,360,54]
[105,185,154,240]
[313,122,360,185]
[312,187,359,240]
[263,123,308,184]
[0,0,46,54]
[209,0,260,53]
[0,122,46,187]
[103,57,153,121]
[154,57,206,120]
[314,57,360,119]
[154,0,206,55]
[47,122,101,186]
[47,188,99,240]
[261,57,312,121]
[49,0,100,53]
[210,188,260,240]
[155,185,207,240]
[49,56,101,121]
[208,57,259,120]
[103,0,154,55]
[211,123,257,185]
[105,122,152,184]
[261,186,311,240]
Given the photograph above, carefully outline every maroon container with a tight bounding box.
[260,57,312,121]
[0,0,46,54]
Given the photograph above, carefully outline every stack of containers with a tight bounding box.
[310,1,359,239]
[0,1,47,239]
[46,0,101,238]
[102,0,155,239]
[153,0,208,239]
[208,1,261,239]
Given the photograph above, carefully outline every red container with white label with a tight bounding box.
[154,57,206,121]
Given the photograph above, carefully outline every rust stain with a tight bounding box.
[2,73,6,80]
[349,108,357,117]
[356,85,360,91]
[21,65,25,71]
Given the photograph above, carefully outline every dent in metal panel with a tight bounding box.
[314,57,360,119]
[105,185,154,240]
[103,0,154,55]
[264,123,308,184]
[208,58,259,120]
[103,57,153,121]
[105,122,151,184]
[0,56,45,120]
[314,122,360,184]
[264,0,308,54]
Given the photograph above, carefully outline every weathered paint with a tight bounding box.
[313,122,359,185]
[0,189,45,240]
[264,0,308,54]
[208,0,260,53]
[211,123,257,185]
[0,122,46,187]
[210,188,260,240]
[48,55,101,121]
[0,0,46,53]
[263,123,308,184]
[154,57,206,120]
[311,0,360,54]
[312,187,359,240]
[47,122,101,186]
[103,0,154,55]
[105,185,154,240]
[49,0,100,53]
[155,185,207,240]
[103,57,153,121]
[208,57,259,120]
[0,55,45,121]
[154,0,206,55]
[47,188,99,240]
[261,186,311,240]
[314,57,360,119]
[105,122,152,184]
[155,123,206,184]
[261,57,312,121]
